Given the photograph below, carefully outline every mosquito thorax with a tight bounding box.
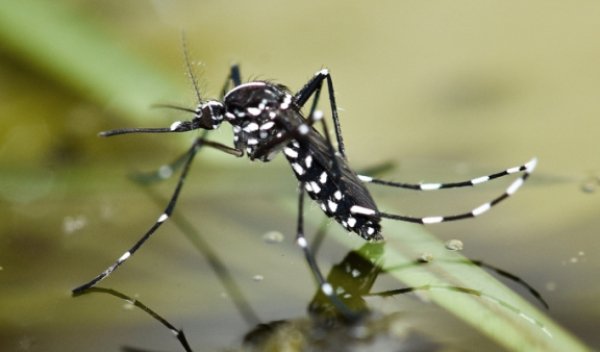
[223,82,295,161]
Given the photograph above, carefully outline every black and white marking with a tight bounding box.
[72,51,537,318]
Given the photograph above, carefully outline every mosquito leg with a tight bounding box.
[295,182,361,321]
[294,69,346,158]
[378,158,536,224]
[221,64,242,98]
[358,159,535,191]
[72,138,241,294]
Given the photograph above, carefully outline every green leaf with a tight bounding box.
[320,210,590,352]
[0,0,179,123]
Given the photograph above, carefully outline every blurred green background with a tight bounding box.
[1,1,598,351]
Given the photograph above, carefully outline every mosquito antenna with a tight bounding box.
[181,32,203,104]
[151,103,198,114]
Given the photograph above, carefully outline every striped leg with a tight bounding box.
[358,158,535,191]
[72,138,242,294]
[291,70,351,186]
[295,182,361,321]
[377,158,537,224]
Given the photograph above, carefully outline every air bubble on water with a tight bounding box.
[100,200,115,220]
[253,274,264,282]
[580,182,595,193]
[563,251,585,265]
[63,215,87,234]
[18,336,34,351]
[580,175,600,193]
[262,231,284,244]
[158,165,173,179]
[445,239,464,251]
[545,281,557,291]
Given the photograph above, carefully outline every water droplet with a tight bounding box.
[253,275,264,282]
[262,231,284,244]
[63,215,87,234]
[418,252,434,263]
[158,165,173,179]
[578,251,585,256]
[580,175,600,193]
[545,281,557,291]
[569,257,578,264]
[100,200,114,220]
[18,336,33,350]
[123,298,137,310]
[445,239,464,251]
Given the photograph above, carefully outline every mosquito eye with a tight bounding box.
[211,105,224,121]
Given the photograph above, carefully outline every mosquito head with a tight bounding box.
[194,100,226,130]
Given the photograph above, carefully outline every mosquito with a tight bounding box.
[72,46,536,318]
